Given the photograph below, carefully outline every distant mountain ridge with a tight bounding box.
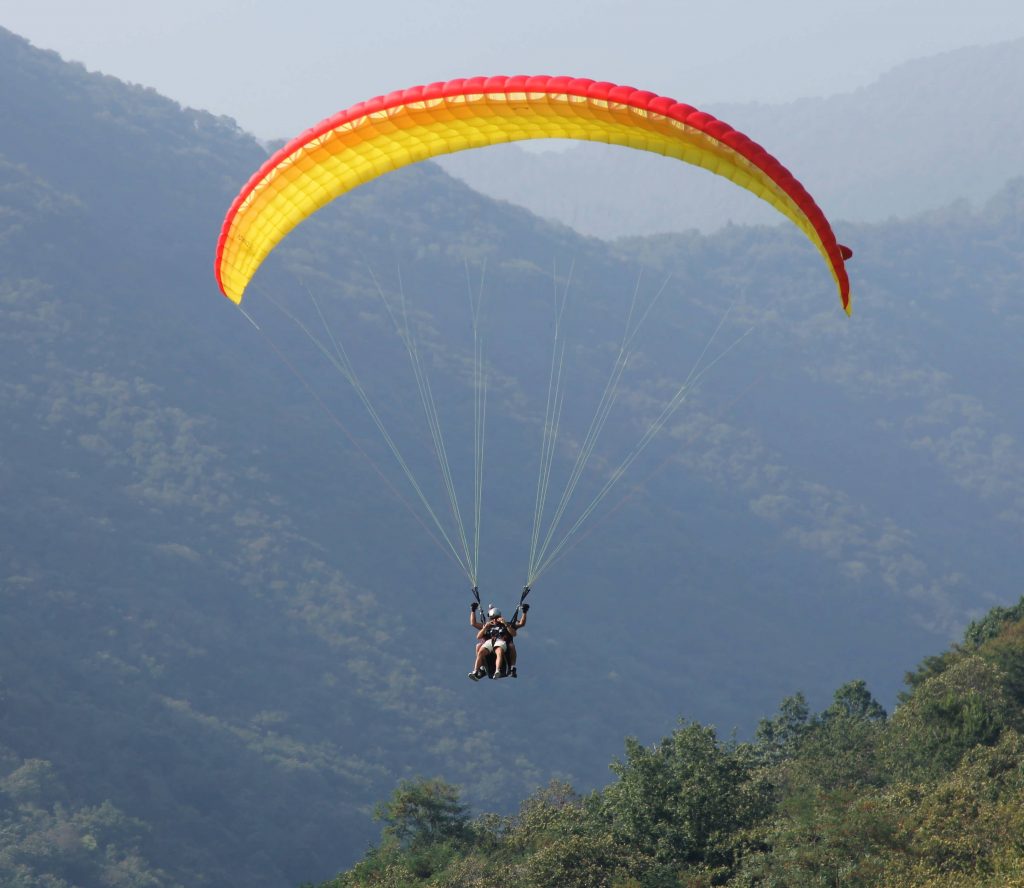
[437,39,1024,238]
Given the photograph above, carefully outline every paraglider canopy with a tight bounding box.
[214,75,852,313]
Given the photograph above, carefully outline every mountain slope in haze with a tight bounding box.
[2,25,1024,888]
[438,39,1024,238]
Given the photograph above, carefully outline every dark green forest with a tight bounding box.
[2,24,1024,888]
[315,600,1024,887]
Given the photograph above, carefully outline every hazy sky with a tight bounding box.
[2,0,1022,140]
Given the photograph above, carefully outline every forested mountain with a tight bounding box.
[1,25,1023,887]
[439,38,1024,237]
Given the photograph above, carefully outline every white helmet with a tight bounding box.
[487,607,501,619]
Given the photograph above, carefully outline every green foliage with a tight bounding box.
[755,693,812,762]
[975,617,1024,712]
[824,679,887,724]
[318,600,1024,887]
[901,596,1024,701]
[329,779,490,886]
[900,651,956,699]
[964,597,1024,650]
[0,751,170,887]
[806,682,887,783]
[736,786,904,887]
[734,684,893,886]
[374,778,471,850]
[896,730,1024,878]
[503,780,582,855]
[885,656,1012,780]
[600,723,769,881]
[522,829,622,888]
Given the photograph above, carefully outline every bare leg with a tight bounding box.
[494,645,505,674]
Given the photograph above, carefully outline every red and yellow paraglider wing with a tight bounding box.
[215,76,851,313]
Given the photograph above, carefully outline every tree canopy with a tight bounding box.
[314,595,1024,887]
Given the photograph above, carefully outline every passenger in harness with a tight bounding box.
[469,598,528,680]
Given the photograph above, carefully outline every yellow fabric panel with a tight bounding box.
[219,93,827,303]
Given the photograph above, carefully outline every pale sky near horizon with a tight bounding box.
[2,0,1022,141]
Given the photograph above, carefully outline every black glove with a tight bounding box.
[521,603,530,613]
[470,601,479,611]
